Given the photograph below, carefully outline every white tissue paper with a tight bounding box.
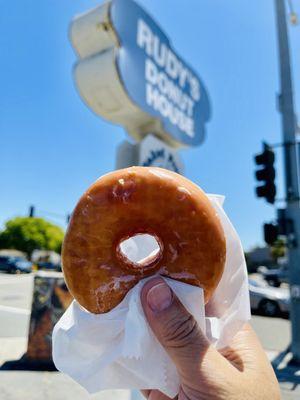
[52,195,251,398]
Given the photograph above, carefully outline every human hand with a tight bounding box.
[140,277,280,400]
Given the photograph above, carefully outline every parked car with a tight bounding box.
[36,261,62,272]
[0,256,33,274]
[262,267,289,287]
[249,278,290,317]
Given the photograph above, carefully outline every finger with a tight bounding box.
[141,277,227,382]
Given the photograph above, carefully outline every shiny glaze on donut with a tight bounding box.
[62,167,226,313]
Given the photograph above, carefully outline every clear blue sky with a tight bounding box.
[1,0,300,250]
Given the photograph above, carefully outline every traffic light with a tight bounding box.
[264,223,278,245]
[254,143,276,204]
[263,209,296,247]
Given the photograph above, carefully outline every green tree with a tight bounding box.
[271,239,286,263]
[0,217,64,258]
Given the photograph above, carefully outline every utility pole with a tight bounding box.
[274,0,300,363]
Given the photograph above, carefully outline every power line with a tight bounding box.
[39,210,67,220]
[27,206,70,223]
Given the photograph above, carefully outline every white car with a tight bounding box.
[249,278,290,317]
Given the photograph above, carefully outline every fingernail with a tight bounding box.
[147,282,173,312]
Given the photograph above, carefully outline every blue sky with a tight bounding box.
[1,0,300,250]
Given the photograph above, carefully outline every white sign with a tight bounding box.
[138,135,184,174]
[116,134,184,175]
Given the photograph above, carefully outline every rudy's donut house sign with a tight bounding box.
[70,0,211,148]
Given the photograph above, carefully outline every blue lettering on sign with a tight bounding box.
[142,148,180,173]
[110,0,211,147]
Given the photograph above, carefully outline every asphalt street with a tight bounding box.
[0,273,291,352]
[0,274,32,338]
[0,273,32,308]
[0,272,298,399]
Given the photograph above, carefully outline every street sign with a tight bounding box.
[70,0,211,148]
[116,134,184,174]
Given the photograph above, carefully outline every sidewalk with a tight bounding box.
[0,335,299,399]
[0,276,298,400]
[253,316,300,400]
[0,338,140,399]
[0,370,133,400]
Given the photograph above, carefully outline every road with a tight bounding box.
[251,314,290,352]
[0,273,32,308]
[0,273,32,338]
[0,272,291,352]
[0,272,297,399]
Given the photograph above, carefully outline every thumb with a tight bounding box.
[141,277,227,383]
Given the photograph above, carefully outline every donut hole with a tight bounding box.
[118,233,162,268]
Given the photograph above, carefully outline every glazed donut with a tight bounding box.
[62,167,226,314]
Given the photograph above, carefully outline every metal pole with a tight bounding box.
[274,0,300,363]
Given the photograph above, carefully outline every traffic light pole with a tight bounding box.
[274,0,300,363]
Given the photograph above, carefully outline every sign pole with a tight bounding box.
[274,0,300,363]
